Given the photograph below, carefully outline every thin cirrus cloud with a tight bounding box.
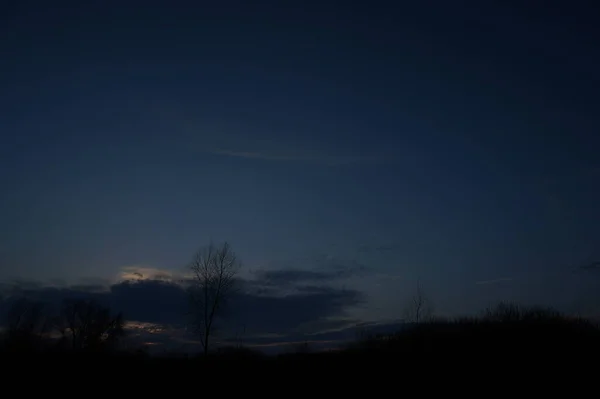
[475,261,600,286]
[475,277,513,285]
[209,148,390,166]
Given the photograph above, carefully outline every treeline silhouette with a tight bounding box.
[2,243,598,383]
[2,299,599,369]
[1,297,124,355]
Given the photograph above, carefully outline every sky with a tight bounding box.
[1,1,599,352]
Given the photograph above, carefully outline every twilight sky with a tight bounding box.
[0,1,599,352]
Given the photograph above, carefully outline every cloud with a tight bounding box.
[210,148,387,166]
[251,268,355,287]
[355,243,402,254]
[0,266,366,352]
[118,266,179,282]
[230,285,364,336]
[242,260,368,299]
[475,277,513,285]
[239,318,409,354]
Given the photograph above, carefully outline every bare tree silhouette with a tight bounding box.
[54,298,125,351]
[403,281,434,323]
[2,298,49,351]
[187,241,241,356]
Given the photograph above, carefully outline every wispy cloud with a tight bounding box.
[209,148,388,166]
[576,261,600,273]
[475,277,513,285]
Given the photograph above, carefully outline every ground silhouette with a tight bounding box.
[2,301,599,388]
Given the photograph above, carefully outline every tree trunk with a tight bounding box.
[203,330,209,356]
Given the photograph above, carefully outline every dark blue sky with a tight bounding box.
[1,1,599,348]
